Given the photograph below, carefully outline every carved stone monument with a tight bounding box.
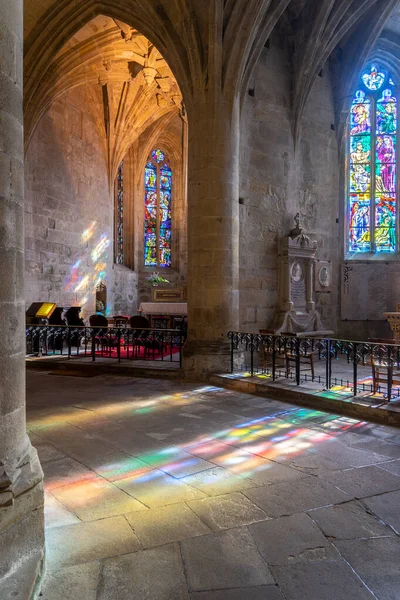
[270,214,334,335]
[383,304,400,341]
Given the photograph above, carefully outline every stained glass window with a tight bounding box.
[144,149,172,267]
[348,64,397,255]
[115,160,124,264]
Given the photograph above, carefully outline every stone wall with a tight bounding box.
[338,261,396,340]
[111,264,138,316]
[25,88,116,319]
[239,36,339,333]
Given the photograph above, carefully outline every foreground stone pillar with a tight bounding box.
[184,97,240,375]
[0,0,44,593]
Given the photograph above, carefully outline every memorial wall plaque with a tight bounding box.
[291,261,306,310]
[153,288,183,302]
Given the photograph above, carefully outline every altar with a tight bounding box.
[138,302,187,329]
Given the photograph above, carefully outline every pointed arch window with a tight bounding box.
[115,160,124,264]
[144,149,172,267]
[347,64,398,255]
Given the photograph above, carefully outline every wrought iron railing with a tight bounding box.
[228,332,400,402]
[26,325,186,367]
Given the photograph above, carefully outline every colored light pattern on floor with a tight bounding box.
[316,377,400,401]
[35,386,370,520]
[223,371,400,402]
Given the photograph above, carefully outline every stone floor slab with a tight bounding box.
[282,440,387,474]
[323,465,400,498]
[335,537,400,600]
[309,499,392,539]
[377,459,400,477]
[31,440,67,463]
[137,445,215,478]
[50,477,147,520]
[248,512,338,565]
[348,437,400,459]
[79,451,153,482]
[103,429,171,456]
[191,585,284,600]
[271,560,374,600]
[39,561,100,600]
[300,438,388,469]
[363,489,400,534]
[238,458,310,486]
[116,468,206,507]
[125,503,211,547]
[34,424,118,461]
[44,491,81,529]
[42,457,96,491]
[188,492,269,531]
[46,516,141,568]
[244,476,349,517]
[181,527,274,591]
[181,467,259,496]
[100,543,189,600]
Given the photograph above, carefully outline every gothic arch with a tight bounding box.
[24,0,201,145]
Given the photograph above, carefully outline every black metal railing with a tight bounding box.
[228,332,400,402]
[26,325,186,367]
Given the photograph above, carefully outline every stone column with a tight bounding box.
[183,96,240,375]
[0,0,44,591]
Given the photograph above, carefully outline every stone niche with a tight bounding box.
[270,216,334,335]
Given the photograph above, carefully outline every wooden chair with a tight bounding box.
[285,351,315,381]
[258,330,285,374]
[89,314,110,353]
[368,338,400,398]
[282,333,316,381]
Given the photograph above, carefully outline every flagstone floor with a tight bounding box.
[27,371,400,600]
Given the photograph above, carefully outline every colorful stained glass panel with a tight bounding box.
[375,199,396,252]
[144,152,172,267]
[350,164,370,193]
[145,232,157,265]
[348,66,397,255]
[375,163,396,195]
[116,161,123,264]
[362,65,385,91]
[350,136,371,162]
[349,195,371,252]
[152,149,165,163]
[145,162,157,189]
[159,162,172,267]
[350,93,371,136]
[144,162,157,266]
[376,135,396,194]
[376,91,397,135]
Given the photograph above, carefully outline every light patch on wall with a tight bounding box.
[81,221,97,244]
[91,234,110,262]
[66,259,81,291]
[74,274,89,292]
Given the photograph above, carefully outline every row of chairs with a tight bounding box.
[89,314,150,328]
[260,333,400,397]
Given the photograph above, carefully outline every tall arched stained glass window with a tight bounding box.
[144,149,172,267]
[115,160,124,264]
[348,64,397,254]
